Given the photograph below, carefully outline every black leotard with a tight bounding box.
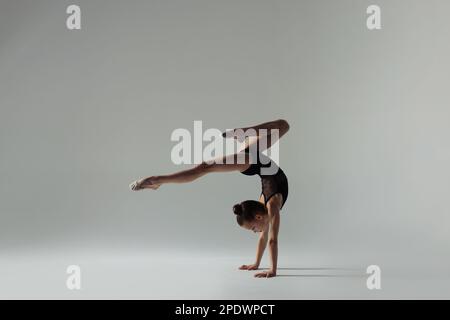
[240,149,289,209]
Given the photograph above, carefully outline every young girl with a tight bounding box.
[129,119,290,278]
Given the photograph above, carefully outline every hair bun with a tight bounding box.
[233,203,243,216]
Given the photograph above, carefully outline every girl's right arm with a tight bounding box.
[239,228,268,270]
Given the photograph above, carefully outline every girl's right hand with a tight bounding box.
[239,263,259,270]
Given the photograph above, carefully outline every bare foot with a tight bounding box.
[239,263,259,271]
[222,128,257,142]
[129,177,161,191]
[222,130,236,138]
[222,129,247,139]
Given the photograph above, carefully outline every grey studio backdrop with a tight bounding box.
[1,0,449,299]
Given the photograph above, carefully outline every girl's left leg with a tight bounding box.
[130,153,251,190]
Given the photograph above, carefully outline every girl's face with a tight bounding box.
[242,213,269,233]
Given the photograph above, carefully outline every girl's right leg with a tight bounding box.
[224,119,290,153]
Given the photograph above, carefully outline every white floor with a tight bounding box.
[1,245,449,299]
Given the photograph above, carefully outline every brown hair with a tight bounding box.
[233,200,267,226]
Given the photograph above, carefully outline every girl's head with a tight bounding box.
[233,200,269,233]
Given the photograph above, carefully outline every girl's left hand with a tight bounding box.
[254,270,276,278]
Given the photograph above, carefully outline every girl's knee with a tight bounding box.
[196,162,214,173]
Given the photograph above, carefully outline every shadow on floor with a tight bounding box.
[259,267,365,278]
[276,274,365,278]
[277,267,361,271]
